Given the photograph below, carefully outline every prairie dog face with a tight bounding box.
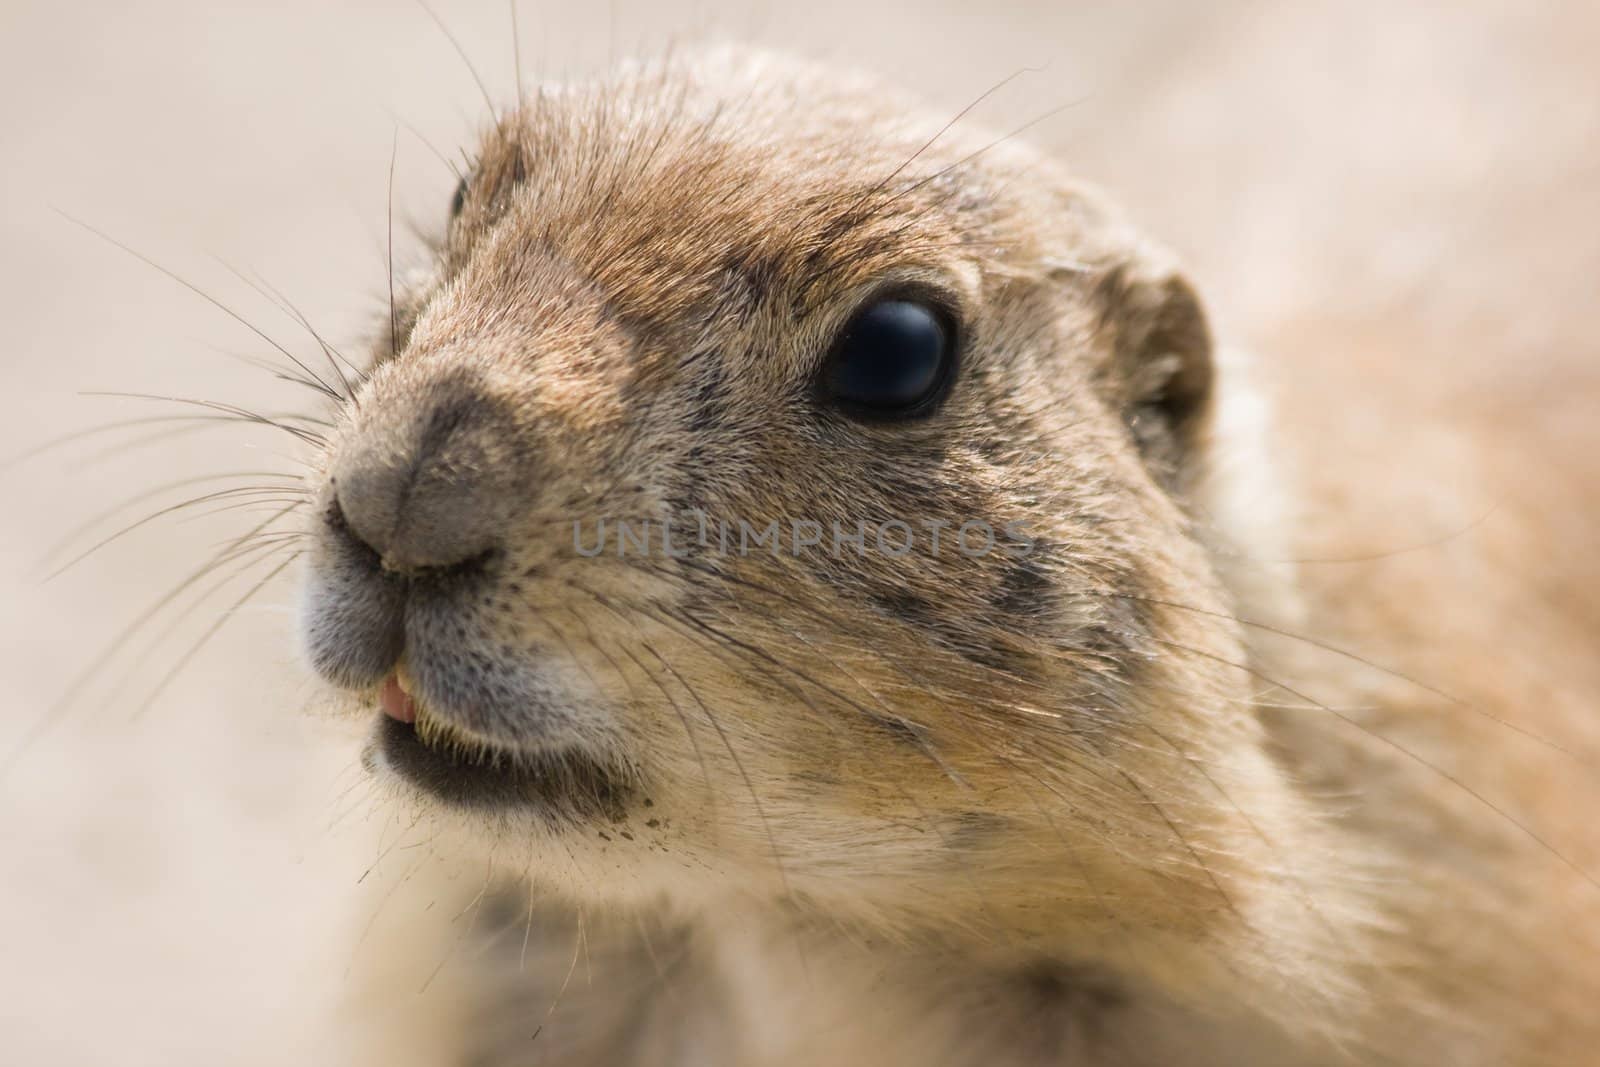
[299,47,1327,995]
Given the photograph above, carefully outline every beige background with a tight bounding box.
[2,2,1596,1063]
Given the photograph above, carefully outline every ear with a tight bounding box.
[1091,251,1215,486]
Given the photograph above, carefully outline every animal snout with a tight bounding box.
[326,375,522,575]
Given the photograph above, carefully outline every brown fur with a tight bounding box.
[298,47,1600,1065]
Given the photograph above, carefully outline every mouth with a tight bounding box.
[365,668,630,818]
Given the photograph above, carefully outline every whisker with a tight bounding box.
[216,259,365,400]
[387,129,400,361]
[615,587,1152,955]
[175,496,312,525]
[851,65,1043,215]
[130,551,303,721]
[0,413,298,473]
[558,581,716,811]
[38,469,301,570]
[0,503,302,777]
[579,585,829,898]
[508,0,525,107]
[884,95,1089,211]
[222,350,344,400]
[1105,591,1591,765]
[418,856,496,994]
[1121,629,1600,895]
[393,113,465,180]
[1211,506,1500,566]
[641,610,798,897]
[345,844,435,981]
[56,211,345,401]
[531,908,586,1041]
[1132,717,1344,941]
[42,482,307,581]
[100,533,304,706]
[80,391,327,447]
[416,0,497,115]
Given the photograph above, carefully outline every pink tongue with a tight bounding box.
[380,675,417,724]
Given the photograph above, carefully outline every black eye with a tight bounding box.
[821,298,956,418]
[450,176,468,219]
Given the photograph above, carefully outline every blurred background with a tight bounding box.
[1,2,1596,1063]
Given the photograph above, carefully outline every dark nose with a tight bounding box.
[328,384,517,573]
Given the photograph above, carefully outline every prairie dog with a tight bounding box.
[296,46,1600,1065]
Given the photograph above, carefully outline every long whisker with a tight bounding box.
[0,502,302,777]
[1134,718,1329,902]
[0,410,318,474]
[852,65,1043,214]
[393,113,465,180]
[880,97,1089,213]
[80,391,327,447]
[217,259,365,398]
[596,594,796,898]
[387,129,401,361]
[101,529,305,706]
[1105,591,1589,764]
[38,470,301,570]
[57,211,345,402]
[1212,506,1500,566]
[130,552,303,721]
[416,0,497,115]
[43,483,307,581]
[1121,629,1600,895]
[222,350,346,400]
[508,0,525,107]
[608,585,1159,957]
[558,580,716,812]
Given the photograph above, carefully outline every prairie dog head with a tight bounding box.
[300,47,1341,1017]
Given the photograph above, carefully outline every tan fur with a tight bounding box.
[301,47,1600,1065]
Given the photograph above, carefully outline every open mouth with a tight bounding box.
[365,671,630,818]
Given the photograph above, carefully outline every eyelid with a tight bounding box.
[832,277,963,331]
